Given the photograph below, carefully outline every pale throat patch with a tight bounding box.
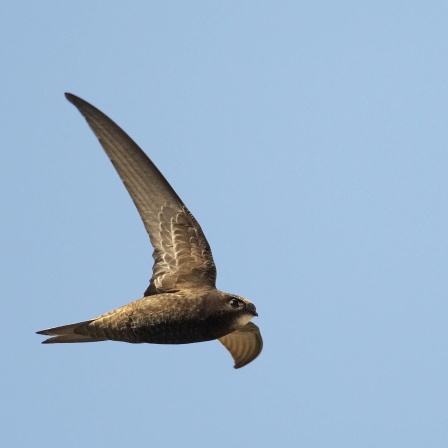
[235,313,254,328]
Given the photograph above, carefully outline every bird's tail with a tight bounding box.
[36,320,107,344]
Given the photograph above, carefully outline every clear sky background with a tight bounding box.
[2,2,448,447]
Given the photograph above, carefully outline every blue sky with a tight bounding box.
[2,1,448,447]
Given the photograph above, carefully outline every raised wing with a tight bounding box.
[65,93,217,295]
[218,322,263,368]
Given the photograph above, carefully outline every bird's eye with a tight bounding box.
[229,298,241,308]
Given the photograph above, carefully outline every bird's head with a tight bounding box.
[205,291,258,329]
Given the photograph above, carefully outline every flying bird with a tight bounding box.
[37,93,262,369]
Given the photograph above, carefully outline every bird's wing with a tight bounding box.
[65,93,217,295]
[218,322,263,368]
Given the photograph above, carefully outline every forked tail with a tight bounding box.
[36,320,106,344]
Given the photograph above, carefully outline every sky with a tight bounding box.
[2,1,448,447]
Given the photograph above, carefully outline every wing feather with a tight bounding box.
[65,93,216,294]
[218,322,263,368]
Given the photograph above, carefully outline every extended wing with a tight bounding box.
[218,322,263,368]
[65,93,217,295]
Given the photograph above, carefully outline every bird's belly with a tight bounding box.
[130,317,231,344]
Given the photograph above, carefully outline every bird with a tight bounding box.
[37,93,262,369]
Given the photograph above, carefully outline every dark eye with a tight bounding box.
[229,298,241,308]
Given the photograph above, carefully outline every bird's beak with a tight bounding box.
[247,303,258,317]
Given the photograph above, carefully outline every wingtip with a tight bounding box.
[64,92,80,105]
[233,360,248,369]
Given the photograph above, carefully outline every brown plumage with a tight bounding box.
[37,93,262,369]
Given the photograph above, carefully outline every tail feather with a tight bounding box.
[36,320,106,344]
